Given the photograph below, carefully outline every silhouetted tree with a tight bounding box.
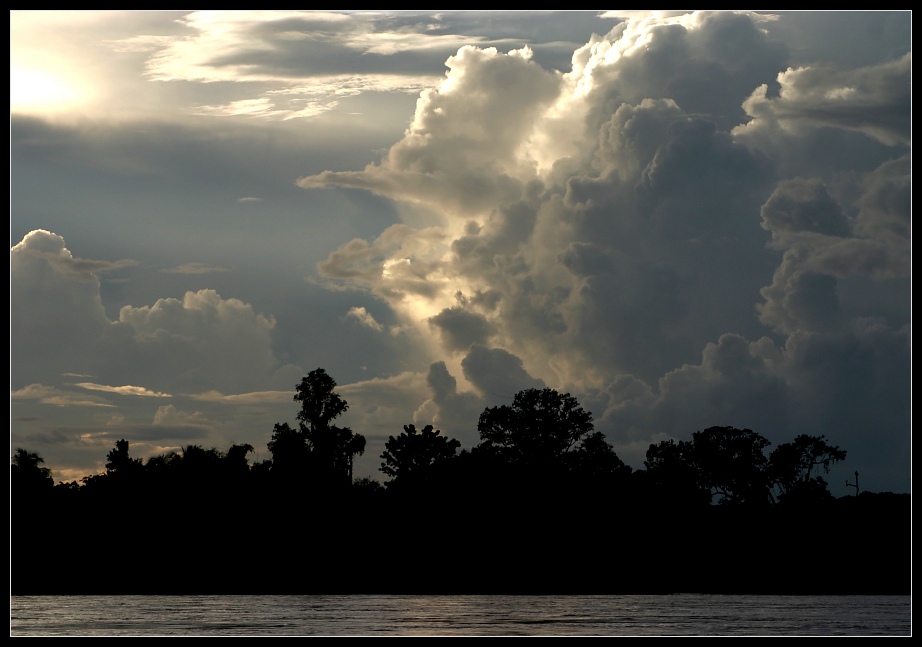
[226,443,255,471]
[769,434,846,505]
[177,445,228,489]
[11,448,54,497]
[269,369,366,489]
[267,422,308,477]
[644,427,773,506]
[474,388,630,505]
[105,438,144,486]
[476,388,594,470]
[643,438,712,507]
[691,427,773,506]
[569,431,633,486]
[295,368,349,433]
[296,369,365,487]
[353,476,385,493]
[380,424,461,490]
[105,439,143,476]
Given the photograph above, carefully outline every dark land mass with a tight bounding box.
[12,488,909,596]
[11,376,910,596]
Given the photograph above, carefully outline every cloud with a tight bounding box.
[737,52,912,147]
[11,230,303,396]
[315,224,451,309]
[11,230,122,385]
[111,11,499,122]
[413,361,485,447]
[346,306,384,332]
[296,11,910,492]
[756,159,911,337]
[161,263,231,275]
[137,11,472,82]
[151,404,210,429]
[188,390,294,404]
[11,384,117,408]
[298,44,563,215]
[428,306,495,353]
[461,344,545,399]
[73,383,171,398]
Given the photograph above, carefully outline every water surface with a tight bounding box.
[10,594,911,636]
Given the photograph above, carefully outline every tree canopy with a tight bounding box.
[476,387,595,468]
[380,424,461,490]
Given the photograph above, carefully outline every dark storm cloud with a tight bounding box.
[428,307,496,353]
[461,344,545,399]
[760,178,852,238]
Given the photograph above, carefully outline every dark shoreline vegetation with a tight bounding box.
[12,369,909,596]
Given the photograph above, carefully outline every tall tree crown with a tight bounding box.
[294,368,349,434]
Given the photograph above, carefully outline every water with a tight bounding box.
[10,594,911,636]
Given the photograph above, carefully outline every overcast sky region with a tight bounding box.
[11,11,911,494]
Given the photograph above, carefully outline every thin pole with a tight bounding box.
[846,470,859,496]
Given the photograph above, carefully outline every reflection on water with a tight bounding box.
[10,594,912,636]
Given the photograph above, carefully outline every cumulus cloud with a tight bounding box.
[110,290,297,394]
[151,404,210,429]
[298,44,563,214]
[11,230,123,384]
[297,11,910,492]
[11,227,312,478]
[428,306,495,352]
[410,361,485,447]
[737,52,911,147]
[461,344,545,399]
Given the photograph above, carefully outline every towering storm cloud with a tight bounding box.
[298,11,910,487]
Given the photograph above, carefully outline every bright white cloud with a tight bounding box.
[298,45,562,214]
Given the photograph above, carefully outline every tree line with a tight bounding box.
[13,368,850,509]
[10,368,910,596]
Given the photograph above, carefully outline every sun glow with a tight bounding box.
[10,66,90,114]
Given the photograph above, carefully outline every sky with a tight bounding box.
[10,10,911,495]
